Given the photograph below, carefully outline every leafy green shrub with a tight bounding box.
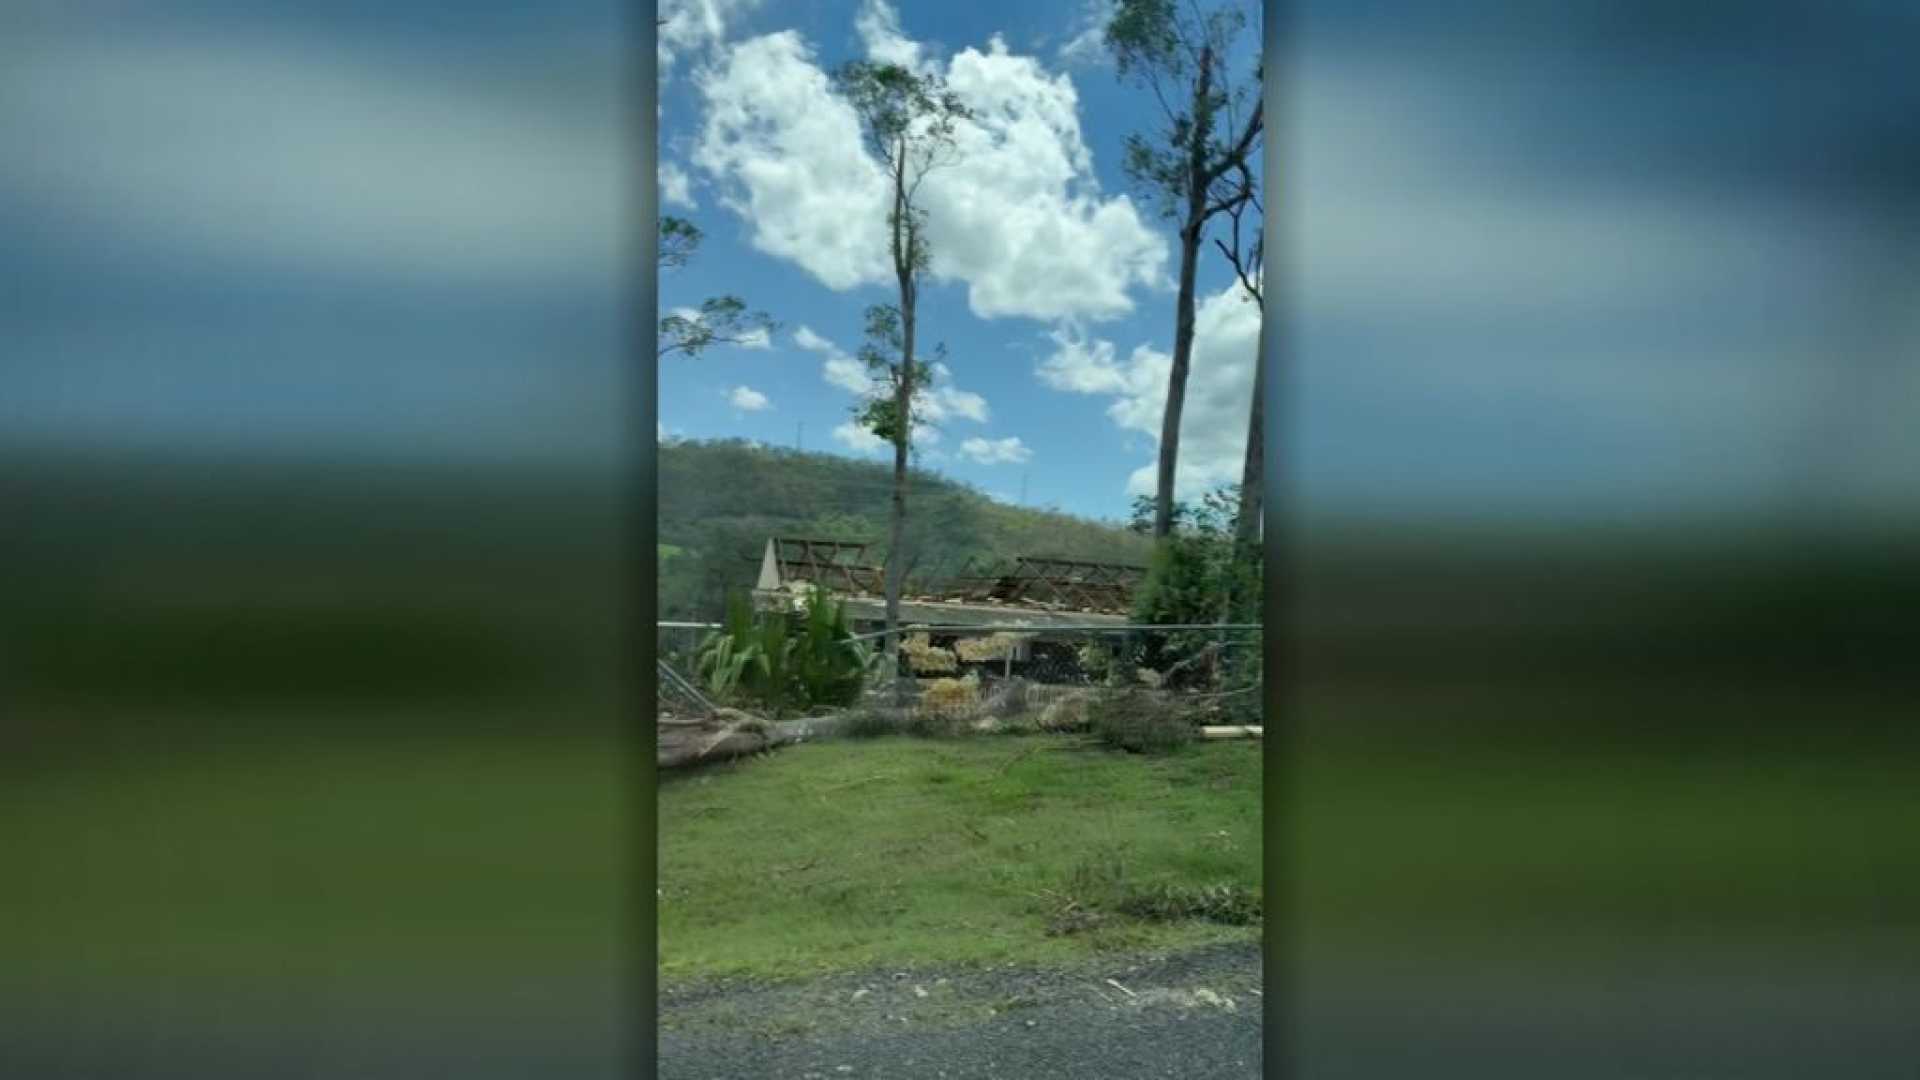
[1077,634,1150,689]
[1129,485,1261,690]
[1091,691,1195,754]
[694,590,874,718]
[790,586,873,707]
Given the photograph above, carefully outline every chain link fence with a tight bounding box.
[657,620,1262,734]
[656,621,719,718]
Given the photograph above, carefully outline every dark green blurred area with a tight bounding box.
[1,453,639,1075]
[2,454,628,728]
[1279,519,1920,1076]
[1289,520,1919,738]
[1284,517,1920,924]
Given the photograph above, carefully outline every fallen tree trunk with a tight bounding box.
[1199,725,1263,740]
[657,708,849,769]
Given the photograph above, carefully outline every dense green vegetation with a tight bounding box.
[658,439,1152,621]
[690,590,875,718]
[1125,487,1263,707]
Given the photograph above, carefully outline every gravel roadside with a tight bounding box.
[658,941,1263,1080]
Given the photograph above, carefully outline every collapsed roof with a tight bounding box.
[754,537,1146,616]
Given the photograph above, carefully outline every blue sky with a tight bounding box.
[4,1,1916,527]
[656,0,1263,522]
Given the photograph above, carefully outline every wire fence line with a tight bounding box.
[658,620,1263,731]
[843,622,1262,644]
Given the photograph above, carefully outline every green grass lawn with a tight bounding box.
[657,734,1265,983]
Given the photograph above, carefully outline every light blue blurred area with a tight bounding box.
[0,1,637,469]
[8,2,1916,525]
[1286,0,1920,529]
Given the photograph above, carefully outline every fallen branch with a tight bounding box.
[694,708,765,760]
[1199,725,1263,740]
[657,710,850,769]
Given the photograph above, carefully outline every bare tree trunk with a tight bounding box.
[1156,223,1202,540]
[882,144,914,697]
[1152,44,1216,540]
[1221,312,1265,626]
[884,351,912,700]
[884,404,910,632]
[1235,317,1265,555]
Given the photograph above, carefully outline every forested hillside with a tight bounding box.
[658,439,1150,621]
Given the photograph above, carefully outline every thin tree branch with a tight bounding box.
[1202,182,1254,220]
[1202,98,1262,186]
[1210,158,1262,304]
[1177,0,1210,74]
[1143,67,1183,134]
[1210,235,1261,305]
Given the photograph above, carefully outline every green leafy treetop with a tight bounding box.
[655,215,779,359]
[658,296,779,360]
[659,215,702,269]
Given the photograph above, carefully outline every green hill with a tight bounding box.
[657,439,1150,621]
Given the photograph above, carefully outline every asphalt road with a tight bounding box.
[657,942,1263,1080]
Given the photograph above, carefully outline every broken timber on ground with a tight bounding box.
[657,709,849,769]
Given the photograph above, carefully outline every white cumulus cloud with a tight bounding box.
[792,325,834,352]
[853,0,930,73]
[919,362,990,424]
[795,325,874,393]
[1039,282,1261,499]
[824,357,870,394]
[960,435,1032,465]
[795,326,992,428]
[832,420,887,454]
[727,385,771,411]
[1056,0,1115,68]
[925,387,988,423]
[693,33,893,291]
[659,161,697,208]
[692,9,1165,321]
[659,0,765,84]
